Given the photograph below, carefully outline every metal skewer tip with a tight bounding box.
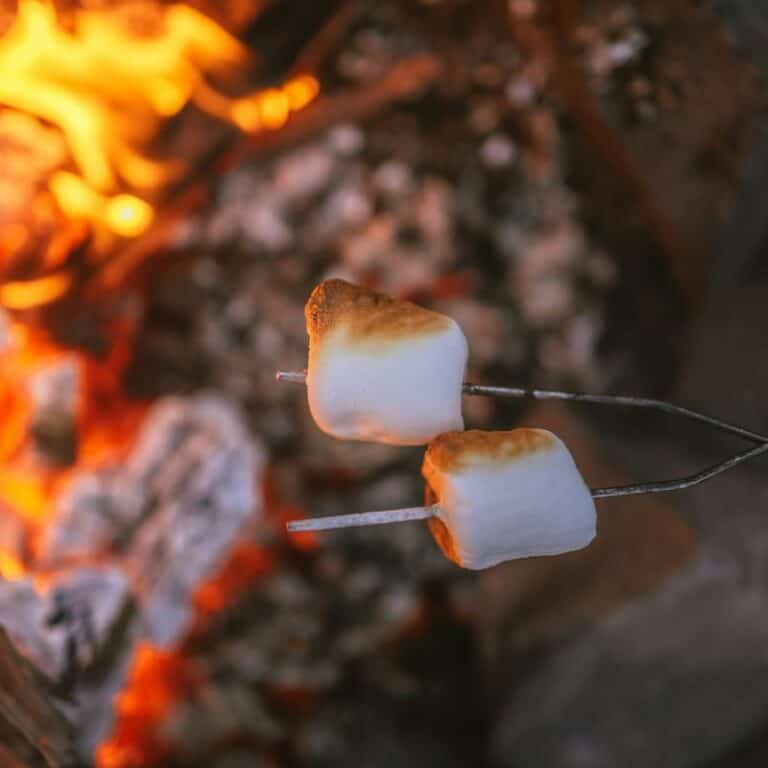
[276,370,307,384]
[287,505,437,532]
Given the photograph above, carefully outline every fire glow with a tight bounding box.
[0,2,322,764]
[0,0,318,240]
[0,0,320,544]
[0,317,147,565]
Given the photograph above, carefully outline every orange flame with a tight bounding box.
[98,538,275,768]
[193,541,274,616]
[0,271,72,310]
[0,1,317,759]
[0,314,147,564]
[0,1,319,239]
[96,644,203,768]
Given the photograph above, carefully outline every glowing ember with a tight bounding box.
[95,644,203,768]
[0,2,321,763]
[193,541,274,616]
[96,537,274,767]
[0,312,147,565]
[285,75,321,111]
[0,1,319,239]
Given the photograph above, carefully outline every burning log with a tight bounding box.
[0,578,67,681]
[40,471,136,569]
[39,394,266,648]
[0,567,131,684]
[26,395,267,757]
[124,396,265,647]
[41,395,264,584]
[47,567,133,673]
[0,627,77,768]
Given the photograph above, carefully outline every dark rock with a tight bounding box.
[490,529,768,768]
[489,274,768,767]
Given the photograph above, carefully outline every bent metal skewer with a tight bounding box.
[278,370,768,532]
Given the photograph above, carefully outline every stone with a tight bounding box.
[488,311,768,767]
[490,529,768,768]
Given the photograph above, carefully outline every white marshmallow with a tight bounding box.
[422,429,596,569]
[305,279,468,445]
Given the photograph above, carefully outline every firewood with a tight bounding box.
[0,627,77,768]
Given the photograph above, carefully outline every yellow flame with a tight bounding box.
[0,2,319,239]
[0,469,49,524]
[0,1,252,192]
[257,88,290,130]
[284,75,320,111]
[48,171,154,238]
[230,75,319,132]
[0,272,72,310]
[105,195,154,238]
[0,551,24,580]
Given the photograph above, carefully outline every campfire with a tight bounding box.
[0,1,325,764]
[0,1,760,767]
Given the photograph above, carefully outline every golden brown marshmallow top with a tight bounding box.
[422,429,557,476]
[305,279,450,346]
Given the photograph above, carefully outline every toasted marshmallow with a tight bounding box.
[305,279,468,445]
[422,429,596,569]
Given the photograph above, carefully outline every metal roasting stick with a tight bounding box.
[277,370,768,532]
[287,505,437,532]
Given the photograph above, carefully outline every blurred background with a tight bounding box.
[0,1,767,766]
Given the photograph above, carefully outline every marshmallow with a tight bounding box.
[305,279,468,445]
[422,429,596,569]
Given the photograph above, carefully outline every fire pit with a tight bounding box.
[0,1,762,767]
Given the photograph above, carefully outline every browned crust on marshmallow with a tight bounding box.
[305,279,450,344]
[428,517,462,567]
[422,429,558,567]
[423,428,557,475]
[423,476,463,566]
